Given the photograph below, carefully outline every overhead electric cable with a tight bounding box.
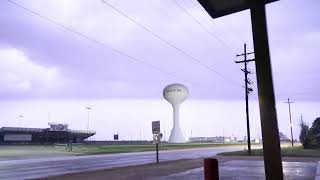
[187,0,246,50]
[173,0,238,52]
[7,0,195,85]
[100,0,242,88]
[148,0,242,58]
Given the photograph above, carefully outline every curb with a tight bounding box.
[315,161,320,180]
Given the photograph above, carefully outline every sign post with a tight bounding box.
[197,0,283,179]
[156,141,159,164]
[152,121,161,164]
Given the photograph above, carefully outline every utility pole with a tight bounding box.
[284,98,294,147]
[235,43,255,155]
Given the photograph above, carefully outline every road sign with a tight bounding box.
[152,121,160,134]
[153,134,161,144]
[197,0,278,19]
[114,134,119,140]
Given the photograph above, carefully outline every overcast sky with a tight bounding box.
[0,0,319,140]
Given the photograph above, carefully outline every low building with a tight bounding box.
[189,136,237,143]
[0,123,95,144]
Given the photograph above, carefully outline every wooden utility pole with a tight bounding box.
[284,98,294,147]
[235,43,255,155]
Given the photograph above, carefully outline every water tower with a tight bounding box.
[163,83,189,143]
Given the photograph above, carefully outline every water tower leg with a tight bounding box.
[169,104,186,143]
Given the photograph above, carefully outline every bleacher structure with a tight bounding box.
[0,123,95,144]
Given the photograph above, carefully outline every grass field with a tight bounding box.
[0,143,245,160]
[0,145,78,160]
[218,146,320,157]
[71,143,246,155]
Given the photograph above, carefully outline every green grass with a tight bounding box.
[0,143,245,159]
[218,146,320,157]
[70,143,245,155]
[0,145,79,160]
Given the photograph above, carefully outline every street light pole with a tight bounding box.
[18,115,24,127]
[85,107,92,133]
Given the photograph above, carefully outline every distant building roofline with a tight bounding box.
[48,122,68,126]
[0,126,96,135]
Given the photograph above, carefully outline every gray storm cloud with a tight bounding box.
[0,0,319,101]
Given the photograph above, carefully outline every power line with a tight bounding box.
[148,0,238,52]
[100,0,242,88]
[7,0,195,85]
[148,0,244,76]
[187,0,245,48]
[172,0,237,52]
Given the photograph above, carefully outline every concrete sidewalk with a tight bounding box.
[315,161,320,180]
[151,160,317,180]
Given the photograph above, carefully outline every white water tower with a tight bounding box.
[163,83,189,143]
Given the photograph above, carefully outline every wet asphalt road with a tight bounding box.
[0,146,245,180]
[152,160,317,180]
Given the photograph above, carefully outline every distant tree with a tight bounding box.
[308,118,320,135]
[300,117,320,149]
[299,119,309,148]
[307,117,320,148]
[279,132,289,140]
